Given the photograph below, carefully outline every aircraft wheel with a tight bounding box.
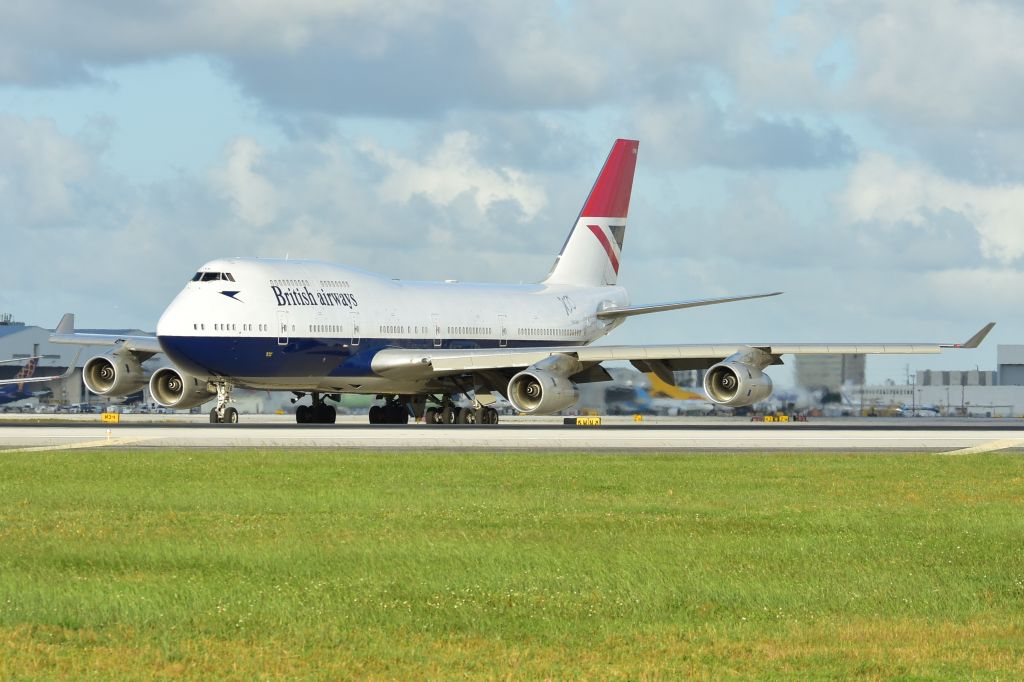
[296,404,311,424]
[440,406,454,424]
[369,405,382,424]
[224,407,239,424]
[324,405,337,424]
[455,407,471,424]
[486,407,499,424]
[424,407,438,424]
[209,408,221,424]
[385,404,408,424]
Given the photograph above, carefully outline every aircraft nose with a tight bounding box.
[156,290,191,337]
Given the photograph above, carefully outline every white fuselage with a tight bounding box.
[156,257,629,393]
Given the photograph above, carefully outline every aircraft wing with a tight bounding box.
[0,351,81,385]
[371,323,995,384]
[595,291,782,320]
[48,313,161,355]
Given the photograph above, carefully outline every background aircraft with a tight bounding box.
[0,356,78,406]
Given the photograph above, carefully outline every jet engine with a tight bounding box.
[703,360,773,407]
[149,367,215,410]
[508,368,580,415]
[83,353,148,397]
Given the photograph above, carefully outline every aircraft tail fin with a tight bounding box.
[15,356,38,381]
[544,139,639,287]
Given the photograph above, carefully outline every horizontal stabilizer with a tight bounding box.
[596,291,782,320]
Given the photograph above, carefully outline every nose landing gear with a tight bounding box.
[209,383,238,423]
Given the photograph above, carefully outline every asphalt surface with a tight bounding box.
[1,415,1022,452]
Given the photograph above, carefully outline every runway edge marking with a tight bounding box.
[0,437,157,454]
[940,438,1024,456]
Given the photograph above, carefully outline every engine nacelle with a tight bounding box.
[83,354,148,397]
[703,361,773,407]
[507,368,580,415]
[149,367,215,410]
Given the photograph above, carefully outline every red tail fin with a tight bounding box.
[545,139,639,287]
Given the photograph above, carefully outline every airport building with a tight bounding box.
[855,345,1024,417]
[794,354,866,392]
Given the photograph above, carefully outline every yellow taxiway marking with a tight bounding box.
[940,438,1024,456]
[0,437,156,454]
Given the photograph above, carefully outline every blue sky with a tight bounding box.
[2,0,1022,385]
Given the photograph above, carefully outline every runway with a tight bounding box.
[2,415,1023,452]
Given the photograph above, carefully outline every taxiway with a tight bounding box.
[1,415,1023,452]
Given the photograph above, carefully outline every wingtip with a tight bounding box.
[946,322,995,349]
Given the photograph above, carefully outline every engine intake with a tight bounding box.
[150,367,215,410]
[508,369,580,415]
[83,353,148,397]
[703,361,773,407]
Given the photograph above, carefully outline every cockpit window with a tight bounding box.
[191,272,236,282]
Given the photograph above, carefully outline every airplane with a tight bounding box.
[49,138,995,425]
[0,355,78,405]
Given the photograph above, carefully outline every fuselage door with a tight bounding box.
[432,313,442,348]
[498,314,508,348]
[350,311,360,346]
[276,310,289,347]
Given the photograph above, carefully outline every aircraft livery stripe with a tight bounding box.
[580,138,638,218]
[587,224,620,274]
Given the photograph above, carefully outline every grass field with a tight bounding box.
[0,449,1022,679]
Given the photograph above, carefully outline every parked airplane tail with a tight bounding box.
[15,357,38,382]
[544,138,638,287]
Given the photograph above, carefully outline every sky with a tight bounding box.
[1,0,1020,386]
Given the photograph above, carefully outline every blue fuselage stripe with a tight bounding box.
[158,335,574,379]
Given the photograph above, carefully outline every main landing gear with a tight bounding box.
[368,397,410,424]
[422,395,499,425]
[209,383,238,424]
[293,392,337,424]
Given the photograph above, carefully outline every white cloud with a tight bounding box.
[364,131,547,220]
[841,153,1024,264]
[0,116,91,225]
[211,137,280,227]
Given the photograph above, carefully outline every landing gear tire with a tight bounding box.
[316,404,336,424]
[424,407,438,424]
[387,404,408,424]
[224,407,239,424]
[369,405,382,424]
[440,406,455,424]
[210,408,220,424]
[486,407,499,424]
[456,407,473,424]
[296,404,312,424]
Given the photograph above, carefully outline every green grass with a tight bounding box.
[0,449,1022,679]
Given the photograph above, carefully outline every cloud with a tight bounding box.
[841,153,1024,264]
[631,95,855,169]
[211,137,280,227]
[0,115,92,225]
[362,131,547,220]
